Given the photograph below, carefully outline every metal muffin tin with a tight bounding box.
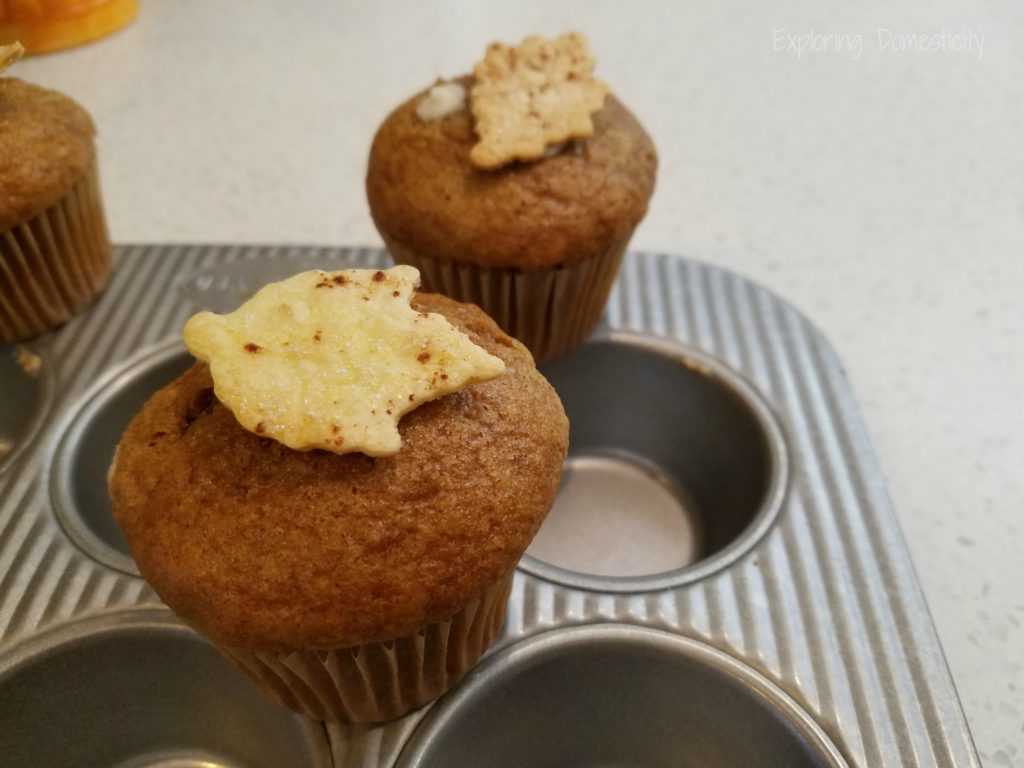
[0,245,979,767]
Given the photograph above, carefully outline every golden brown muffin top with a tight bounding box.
[0,77,96,231]
[366,76,657,270]
[110,293,569,653]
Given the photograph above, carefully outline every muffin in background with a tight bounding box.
[367,32,657,363]
[109,271,569,722]
[0,43,112,342]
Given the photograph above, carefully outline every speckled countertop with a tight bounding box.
[12,1,1022,764]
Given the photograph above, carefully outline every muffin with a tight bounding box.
[0,43,112,342]
[367,32,657,363]
[109,267,569,722]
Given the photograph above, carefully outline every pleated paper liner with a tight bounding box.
[219,568,515,723]
[0,159,111,342]
[383,230,633,364]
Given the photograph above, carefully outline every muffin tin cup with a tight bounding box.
[0,608,332,768]
[524,330,788,590]
[219,569,515,724]
[0,246,980,768]
[50,339,193,575]
[398,624,849,768]
[384,228,632,364]
[0,158,112,342]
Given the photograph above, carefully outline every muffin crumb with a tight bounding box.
[15,346,41,377]
[0,41,24,73]
[415,80,467,122]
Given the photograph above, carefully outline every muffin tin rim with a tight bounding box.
[0,605,184,674]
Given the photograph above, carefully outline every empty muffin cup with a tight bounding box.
[523,331,788,591]
[397,624,847,768]
[0,610,331,768]
[50,341,191,574]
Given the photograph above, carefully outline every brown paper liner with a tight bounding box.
[218,569,516,723]
[382,230,634,364]
[0,158,112,343]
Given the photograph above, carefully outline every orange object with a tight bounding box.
[0,0,138,55]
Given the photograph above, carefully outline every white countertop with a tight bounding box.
[14,1,1022,764]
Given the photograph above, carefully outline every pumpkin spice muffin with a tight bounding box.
[0,42,112,342]
[110,269,569,722]
[367,32,657,363]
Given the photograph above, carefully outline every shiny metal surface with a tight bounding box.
[51,341,191,575]
[528,452,705,576]
[0,246,980,768]
[525,332,788,591]
[0,609,332,768]
[398,624,848,768]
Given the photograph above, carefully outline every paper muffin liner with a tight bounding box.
[218,568,516,723]
[0,158,112,343]
[382,229,634,364]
